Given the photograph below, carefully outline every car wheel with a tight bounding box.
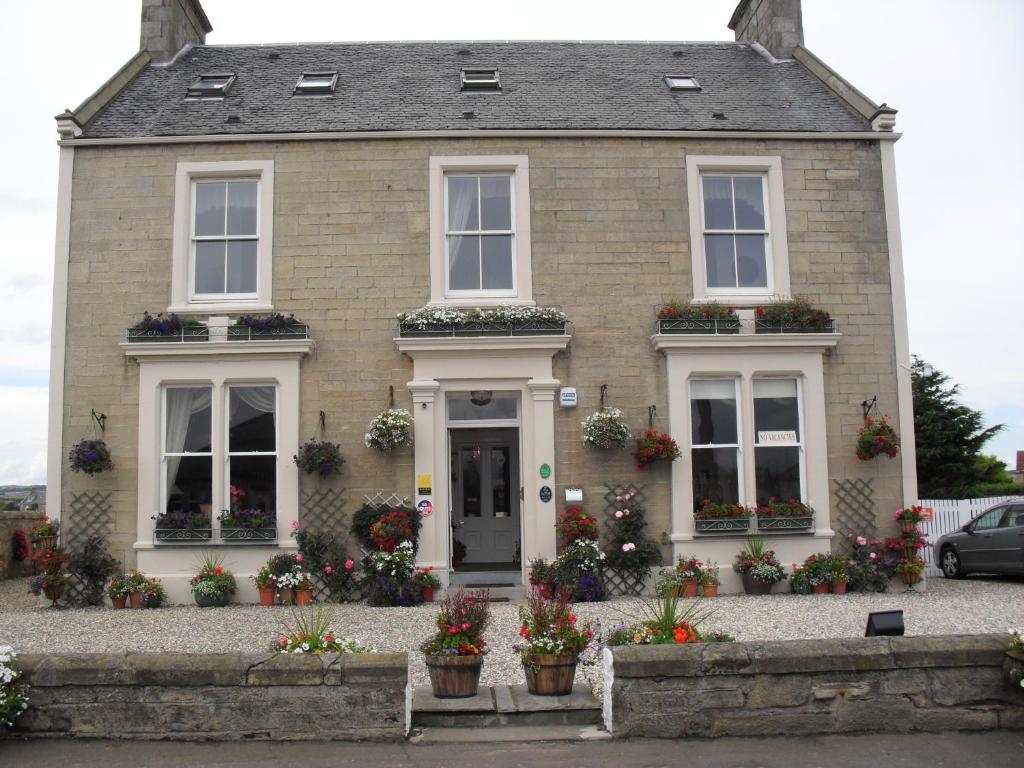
[941,547,964,579]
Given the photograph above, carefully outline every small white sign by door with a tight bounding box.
[758,430,797,443]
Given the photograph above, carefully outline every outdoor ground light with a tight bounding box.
[865,610,905,637]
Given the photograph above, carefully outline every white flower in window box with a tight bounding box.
[581,407,631,450]
[365,408,414,452]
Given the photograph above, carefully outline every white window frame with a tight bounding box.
[170,160,274,314]
[752,377,807,505]
[688,378,744,509]
[686,155,791,304]
[224,384,279,529]
[429,155,533,306]
[160,384,214,527]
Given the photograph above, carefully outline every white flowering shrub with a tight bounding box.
[0,645,28,729]
[582,407,631,449]
[365,408,414,452]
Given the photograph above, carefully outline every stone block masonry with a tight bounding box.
[7,651,408,741]
[608,634,1024,738]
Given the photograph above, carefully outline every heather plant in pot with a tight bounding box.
[421,589,491,698]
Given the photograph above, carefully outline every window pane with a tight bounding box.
[449,396,517,421]
[194,240,225,294]
[229,386,276,452]
[226,181,258,236]
[226,240,258,294]
[480,176,512,230]
[447,176,479,232]
[733,176,766,229]
[481,235,514,290]
[194,181,226,237]
[736,234,767,288]
[229,455,277,516]
[692,448,739,508]
[702,176,734,229]
[690,385,738,445]
[165,455,212,517]
[165,387,212,453]
[755,446,801,504]
[448,235,480,290]
[491,447,511,518]
[974,509,1003,531]
[704,234,736,288]
[754,379,800,442]
[461,447,482,517]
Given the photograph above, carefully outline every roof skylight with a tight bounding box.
[460,68,500,91]
[665,76,701,91]
[186,73,236,99]
[294,72,338,95]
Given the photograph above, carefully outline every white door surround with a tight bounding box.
[396,335,570,587]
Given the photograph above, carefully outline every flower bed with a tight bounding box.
[396,305,568,337]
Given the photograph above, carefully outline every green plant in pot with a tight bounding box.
[514,592,597,696]
[732,537,786,595]
[189,553,238,607]
[421,589,491,698]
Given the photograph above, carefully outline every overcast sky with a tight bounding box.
[0,0,1021,487]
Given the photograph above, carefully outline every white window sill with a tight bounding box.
[692,294,788,307]
[167,303,274,315]
[433,298,537,309]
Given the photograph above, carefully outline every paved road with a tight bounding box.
[1,732,1022,767]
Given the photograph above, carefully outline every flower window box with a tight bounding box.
[228,314,309,341]
[694,517,751,533]
[220,526,277,542]
[656,302,740,335]
[154,527,213,543]
[126,312,208,343]
[396,305,568,338]
[152,510,212,543]
[753,299,835,334]
[756,515,814,531]
[754,499,815,531]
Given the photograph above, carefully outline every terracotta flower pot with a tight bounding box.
[680,579,699,598]
[812,583,830,594]
[258,587,275,607]
[900,521,916,534]
[523,653,577,696]
[701,584,718,598]
[277,588,295,606]
[129,590,145,609]
[425,654,484,698]
[112,595,127,609]
[741,572,773,596]
[295,588,314,607]
[832,581,848,595]
[421,586,435,603]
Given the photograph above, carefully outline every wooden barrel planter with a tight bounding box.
[523,653,577,696]
[741,573,773,596]
[425,654,484,698]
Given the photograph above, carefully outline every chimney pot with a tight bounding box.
[140,0,213,63]
[729,0,804,60]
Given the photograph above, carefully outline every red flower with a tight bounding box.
[214,566,222,575]
[755,307,765,316]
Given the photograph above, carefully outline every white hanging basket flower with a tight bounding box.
[365,408,414,452]
[582,407,631,450]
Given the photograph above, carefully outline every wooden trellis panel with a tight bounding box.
[832,477,877,552]
[602,482,648,597]
[61,491,115,607]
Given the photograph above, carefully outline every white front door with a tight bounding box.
[450,428,520,566]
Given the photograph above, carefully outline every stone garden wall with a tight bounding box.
[7,651,408,741]
[608,634,1024,738]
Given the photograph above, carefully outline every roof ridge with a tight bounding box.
[189,39,752,49]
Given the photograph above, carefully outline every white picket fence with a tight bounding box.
[917,496,1024,575]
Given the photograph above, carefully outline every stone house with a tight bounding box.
[47,0,916,601]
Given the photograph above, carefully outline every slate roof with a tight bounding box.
[80,41,871,138]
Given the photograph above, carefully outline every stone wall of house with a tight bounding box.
[608,634,1024,738]
[8,651,407,741]
[58,136,904,567]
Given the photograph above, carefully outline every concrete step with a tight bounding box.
[438,585,527,602]
[409,724,611,744]
[412,684,603,728]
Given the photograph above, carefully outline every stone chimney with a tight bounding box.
[140,0,213,63]
[729,0,803,60]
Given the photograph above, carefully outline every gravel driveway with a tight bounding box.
[2,577,1021,693]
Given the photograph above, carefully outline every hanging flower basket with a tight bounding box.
[365,408,414,452]
[68,439,114,475]
[293,438,344,476]
[856,415,900,460]
[632,430,681,469]
[582,408,630,450]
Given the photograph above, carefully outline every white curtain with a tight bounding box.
[230,385,276,427]
[165,387,213,500]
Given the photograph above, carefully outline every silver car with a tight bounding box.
[934,500,1024,578]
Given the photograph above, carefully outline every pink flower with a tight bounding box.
[614,510,623,519]
[345,559,355,570]
[449,626,459,635]
[324,565,333,575]
[461,622,470,630]
[290,519,299,530]
[869,552,878,560]
[278,636,288,648]
[856,536,867,546]
[622,542,636,552]
[296,554,303,563]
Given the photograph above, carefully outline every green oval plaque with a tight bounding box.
[539,463,551,479]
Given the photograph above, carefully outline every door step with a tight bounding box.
[410,724,611,744]
[411,684,604,731]
[441,585,526,602]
